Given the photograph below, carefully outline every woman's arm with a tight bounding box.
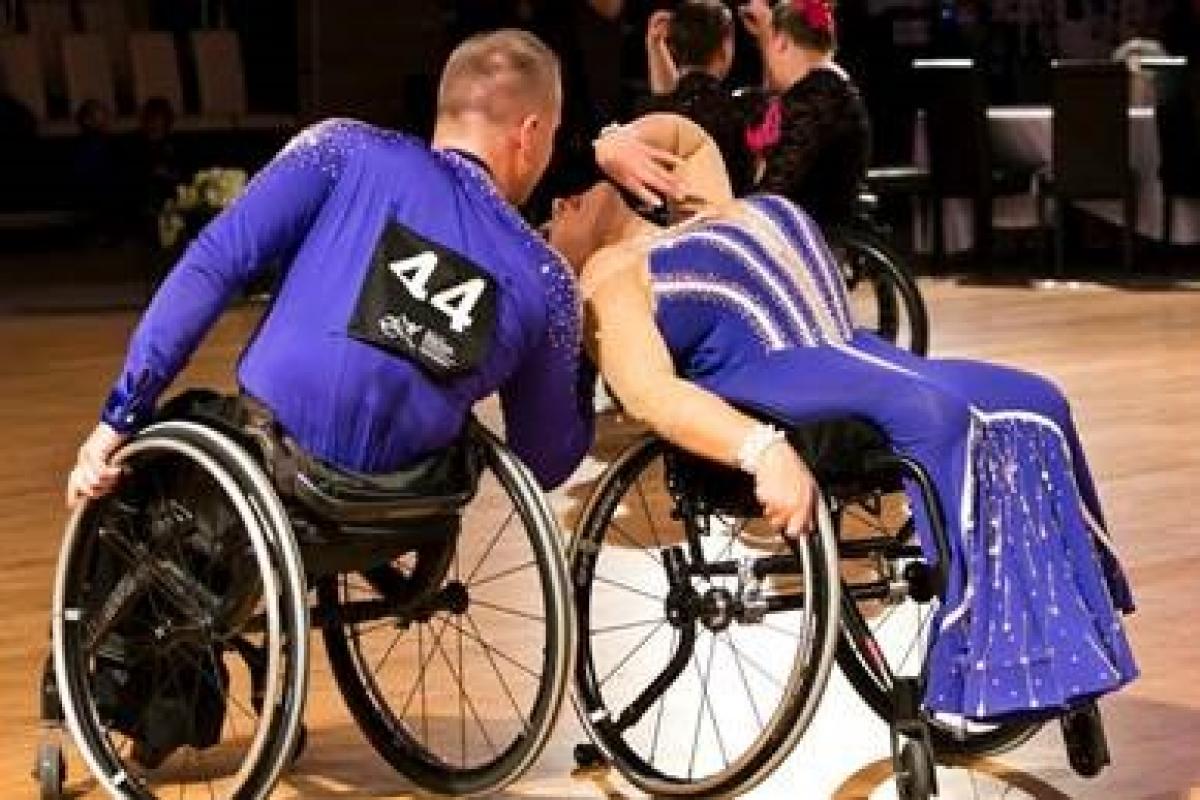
[620,112,736,206]
[586,248,815,534]
[646,10,679,95]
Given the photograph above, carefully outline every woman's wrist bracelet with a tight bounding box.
[737,423,786,475]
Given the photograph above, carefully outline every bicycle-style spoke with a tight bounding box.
[371,631,405,678]
[717,634,785,691]
[648,628,676,766]
[606,518,665,568]
[695,634,729,769]
[418,624,428,747]
[599,620,668,688]
[633,478,666,551]
[471,598,544,624]
[396,615,453,722]
[464,509,517,585]
[431,630,499,763]
[592,618,667,636]
[724,632,764,731]
[462,612,531,733]
[469,558,535,590]
[895,604,929,674]
[594,574,666,605]
[443,616,541,681]
[458,601,466,768]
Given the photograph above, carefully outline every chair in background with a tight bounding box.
[24,0,70,108]
[1038,60,1136,274]
[913,58,1035,268]
[1148,57,1200,245]
[79,0,132,102]
[0,35,48,122]
[128,31,184,119]
[864,162,932,257]
[62,34,117,120]
[190,29,294,131]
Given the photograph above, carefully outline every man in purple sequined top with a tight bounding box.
[66,29,685,504]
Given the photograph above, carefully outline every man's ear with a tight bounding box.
[516,113,541,162]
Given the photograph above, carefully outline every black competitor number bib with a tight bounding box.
[348,221,498,378]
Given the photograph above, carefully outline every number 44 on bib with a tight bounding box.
[390,252,487,334]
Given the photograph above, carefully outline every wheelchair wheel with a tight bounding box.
[319,426,573,797]
[52,421,309,800]
[833,488,1041,758]
[832,222,930,356]
[571,435,842,797]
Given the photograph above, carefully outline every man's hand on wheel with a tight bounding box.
[594,128,685,209]
[66,422,127,508]
[753,442,817,538]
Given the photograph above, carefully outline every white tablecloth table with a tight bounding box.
[916,105,1200,254]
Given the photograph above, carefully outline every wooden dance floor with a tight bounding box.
[2,278,1198,799]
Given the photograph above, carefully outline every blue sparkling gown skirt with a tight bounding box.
[698,329,1138,721]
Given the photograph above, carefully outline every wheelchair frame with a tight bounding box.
[38,406,576,800]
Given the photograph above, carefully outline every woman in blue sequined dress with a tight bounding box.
[554,113,1137,721]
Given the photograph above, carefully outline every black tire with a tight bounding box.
[833,490,1040,758]
[896,739,934,800]
[1063,702,1110,778]
[52,421,309,800]
[35,740,65,800]
[832,222,930,356]
[570,436,842,797]
[320,426,573,797]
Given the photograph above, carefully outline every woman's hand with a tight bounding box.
[753,441,817,537]
[646,10,673,53]
[594,128,685,207]
[66,422,127,508]
[646,10,680,94]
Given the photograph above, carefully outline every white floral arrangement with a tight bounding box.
[158,168,248,249]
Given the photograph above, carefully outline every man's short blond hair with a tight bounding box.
[437,29,561,125]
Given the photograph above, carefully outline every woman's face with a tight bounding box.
[544,182,614,271]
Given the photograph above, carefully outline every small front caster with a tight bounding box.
[895,739,935,800]
[1062,701,1110,778]
[34,739,66,800]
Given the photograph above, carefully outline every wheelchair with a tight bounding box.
[570,330,1112,796]
[570,417,1114,799]
[827,197,930,357]
[35,390,574,799]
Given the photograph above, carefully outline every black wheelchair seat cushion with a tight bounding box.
[293,437,482,524]
[156,389,484,525]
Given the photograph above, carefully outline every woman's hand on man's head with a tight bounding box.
[593,127,686,208]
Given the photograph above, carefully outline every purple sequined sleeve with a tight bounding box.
[498,239,596,489]
[100,121,347,432]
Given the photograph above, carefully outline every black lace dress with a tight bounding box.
[756,66,871,228]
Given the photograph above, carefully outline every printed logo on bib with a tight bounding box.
[348,221,497,378]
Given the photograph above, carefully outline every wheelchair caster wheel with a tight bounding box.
[1062,702,1110,778]
[34,740,65,800]
[896,740,934,800]
[573,742,608,770]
